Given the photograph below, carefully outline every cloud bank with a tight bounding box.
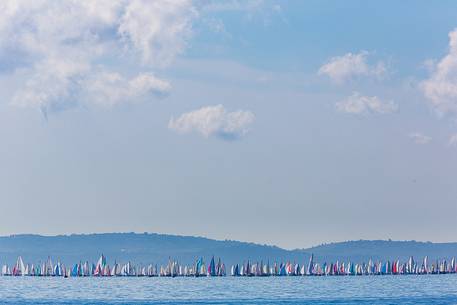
[318,51,386,84]
[168,105,255,140]
[336,92,397,114]
[0,0,196,115]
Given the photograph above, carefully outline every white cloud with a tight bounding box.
[168,104,255,139]
[0,0,195,114]
[448,134,457,146]
[409,133,432,145]
[318,51,386,84]
[421,29,457,116]
[84,72,171,107]
[12,57,90,115]
[336,92,397,114]
[118,0,196,66]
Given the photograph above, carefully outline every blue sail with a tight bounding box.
[306,254,314,275]
[195,257,203,276]
[209,256,216,276]
[71,264,78,276]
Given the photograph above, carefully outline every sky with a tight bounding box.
[0,0,457,249]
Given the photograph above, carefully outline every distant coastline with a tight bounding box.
[0,233,456,268]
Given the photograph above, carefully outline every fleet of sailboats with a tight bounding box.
[2,255,456,277]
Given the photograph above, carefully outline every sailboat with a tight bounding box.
[54,261,62,276]
[231,264,239,276]
[13,256,26,276]
[306,254,314,275]
[207,256,216,277]
[2,264,11,276]
[94,255,106,276]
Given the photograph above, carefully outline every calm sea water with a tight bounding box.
[0,275,456,304]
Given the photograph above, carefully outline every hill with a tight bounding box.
[302,240,457,263]
[0,233,308,266]
[0,233,456,266]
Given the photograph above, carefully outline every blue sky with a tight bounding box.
[0,0,457,249]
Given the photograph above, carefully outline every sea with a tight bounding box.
[0,275,456,304]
